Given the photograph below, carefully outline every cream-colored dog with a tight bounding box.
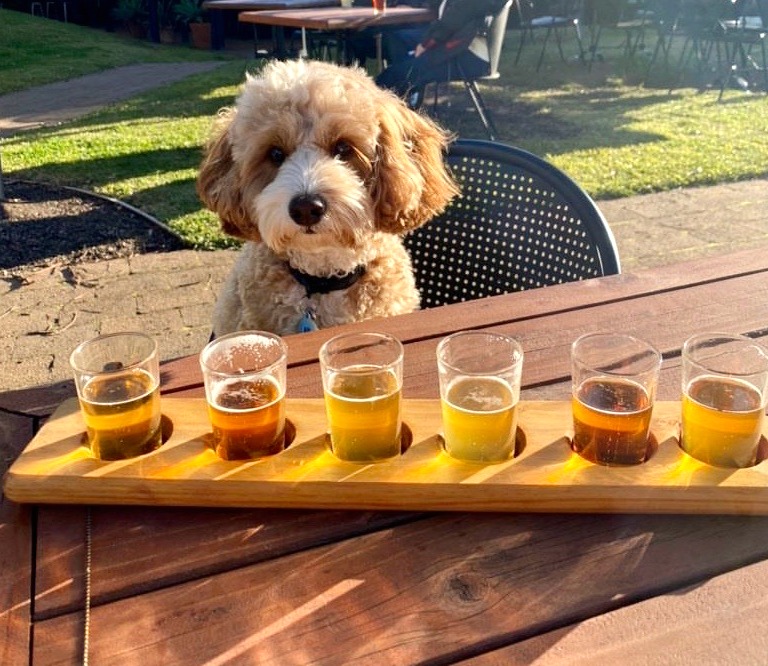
[197,59,458,337]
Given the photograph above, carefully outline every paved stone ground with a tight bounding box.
[2,61,768,392]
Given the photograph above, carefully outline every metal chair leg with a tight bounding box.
[457,62,497,141]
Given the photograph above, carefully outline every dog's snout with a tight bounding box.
[289,194,327,228]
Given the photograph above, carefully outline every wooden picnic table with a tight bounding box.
[238,5,434,63]
[3,245,768,663]
[202,0,340,50]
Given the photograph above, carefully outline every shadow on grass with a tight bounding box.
[432,85,669,153]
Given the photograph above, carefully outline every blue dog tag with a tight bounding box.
[297,309,318,333]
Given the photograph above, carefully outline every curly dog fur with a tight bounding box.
[197,59,458,336]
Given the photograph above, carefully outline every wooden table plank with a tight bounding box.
[0,496,32,666]
[202,0,339,50]
[33,504,421,618]
[238,6,432,30]
[237,5,433,61]
[470,558,768,665]
[31,512,768,664]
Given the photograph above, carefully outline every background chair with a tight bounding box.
[662,0,767,98]
[425,0,514,141]
[512,0,587,71]
[713,0,767,99]
[585,0,662,71]
[404,138,620,309]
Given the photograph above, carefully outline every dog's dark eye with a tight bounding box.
[332,140,353,160]
[268,146,285,166]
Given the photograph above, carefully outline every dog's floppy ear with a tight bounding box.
[371,93,459,234]
[196,109,255,240]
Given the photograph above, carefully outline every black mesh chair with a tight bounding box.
[404,139,621,309]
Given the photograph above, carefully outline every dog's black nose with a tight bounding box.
[288,194,327,228]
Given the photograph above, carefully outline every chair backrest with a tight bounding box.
[404,139,621,309]
[516,0,584,22]
[484,0,515,79]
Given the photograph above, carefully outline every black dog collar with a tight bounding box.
[287,263,366,297]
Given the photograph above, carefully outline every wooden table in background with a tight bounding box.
[202,0,340,50]
[4,246,768,664]
[238,5,434,63]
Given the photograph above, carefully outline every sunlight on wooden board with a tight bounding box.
[4,399,768,514]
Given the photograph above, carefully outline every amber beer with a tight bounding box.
[208,376,286,460]
[441,376,518,463]
[682,375,764,468]
[571,377,653,466]
[79,368,162,460]
[325,366,401,462]
[372,0,386,14]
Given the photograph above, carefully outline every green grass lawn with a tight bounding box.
[0,9,232,95]
[2,9,767,249]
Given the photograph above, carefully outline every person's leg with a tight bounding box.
[404,51,491,109]
[376,47,490,109]
[375,57,418,97]
[382,27,426,64]
[376,49,449,109]
[346,28,377,65]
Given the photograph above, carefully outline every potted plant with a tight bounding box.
[112,0,148,39]
[173,0,211,49]
[158,0,178,44]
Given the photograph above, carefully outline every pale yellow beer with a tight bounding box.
[441,376,518,462]
[79,367,162,460]
[325,365,401,462]
[682,375,764,468]
[208,375,286,460]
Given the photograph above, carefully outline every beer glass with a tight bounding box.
[70,332,162,461]
[681,332,768,468]
[319,332,403,462]
[372,0,386,14]
[436,331,524,463]
[200,331,288,461]
[571,332,661,466]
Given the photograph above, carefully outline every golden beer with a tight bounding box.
[324,365,401,462]
[681,375,764,468]
[208,376,285,460]
[571,377,653,466]
[441,376,518,462]
[80,368,162,460]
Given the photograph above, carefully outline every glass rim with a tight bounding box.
[319,331,403,372]
[436,330,524,376]
[682,331,768,376]
[571,332,661,374]
[199,330,288,377]
[69,331,157,376]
